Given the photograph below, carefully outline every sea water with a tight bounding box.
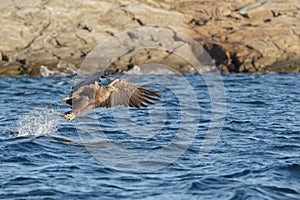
[0,73,299,199]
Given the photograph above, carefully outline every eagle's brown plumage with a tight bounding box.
[61,78,161,121]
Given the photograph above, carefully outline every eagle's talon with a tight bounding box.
[64,113,75,121]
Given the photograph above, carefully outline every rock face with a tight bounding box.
[0,0,299,75]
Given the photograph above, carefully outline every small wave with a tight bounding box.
[16,107,60,137]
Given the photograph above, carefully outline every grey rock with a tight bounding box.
[0,0,299,75]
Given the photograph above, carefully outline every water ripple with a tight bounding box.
[0,74,299,199]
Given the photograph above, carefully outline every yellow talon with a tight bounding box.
[64,113,75,121]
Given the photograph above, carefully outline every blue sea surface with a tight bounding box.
[0,73,299,199]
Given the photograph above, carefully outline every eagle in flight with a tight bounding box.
[60,69,161,121]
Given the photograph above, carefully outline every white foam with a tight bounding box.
[40,61,78,77]
[40,65,60,77]
[16,107,60,137]
[125,65,177,75]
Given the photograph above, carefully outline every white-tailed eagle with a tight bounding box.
[60,70,161,121]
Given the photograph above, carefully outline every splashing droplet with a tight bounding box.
[16,107,60,137]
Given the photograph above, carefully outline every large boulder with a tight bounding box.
[0,0,299,75]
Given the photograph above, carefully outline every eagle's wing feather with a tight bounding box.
[97,79,161,108]
[73,69,121,91]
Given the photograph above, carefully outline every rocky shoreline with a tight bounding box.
[0,0,299,76]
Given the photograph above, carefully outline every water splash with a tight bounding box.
[16,107,61,137]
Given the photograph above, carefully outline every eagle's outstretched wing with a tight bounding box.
[97,79,161,108]
[73,69,121,91]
